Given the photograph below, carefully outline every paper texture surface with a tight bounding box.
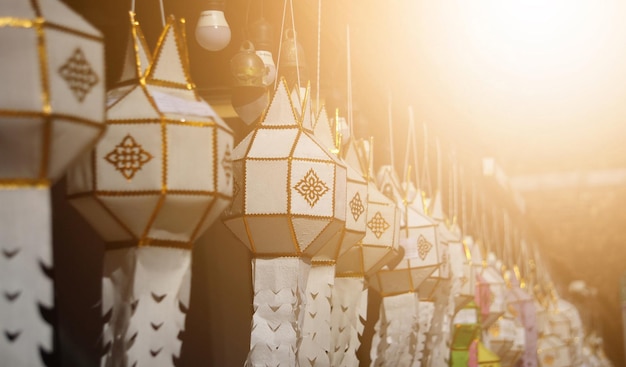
[412,300,434,366]
[101,247,191,367]
[0,188,53,366]
[247,257,310,367]
[298,264,334,367]
[371,292,419,367]
[329,277,365,367]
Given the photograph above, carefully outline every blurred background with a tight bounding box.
[52,0,626,365]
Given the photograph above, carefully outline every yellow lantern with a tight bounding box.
[67,14,233,365]
[0,1,105,365]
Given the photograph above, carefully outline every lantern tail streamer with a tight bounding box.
[423,279,452,367]
[117,247,190,367]
[298,264,333,367]
[412,300,434,366]
[371,292,419,367]
[0,188,53,367]
[246,257,310,367]
[329,277,365,366]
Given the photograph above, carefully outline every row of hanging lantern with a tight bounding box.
[0,1,615,366]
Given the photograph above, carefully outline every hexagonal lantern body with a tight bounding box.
[451,235,477,311]
[451,301,481,367]
[369,166,439,296]
[310,106,366,262]
[336,140,400,278]
[417,190,452,301]
[487,314,517,357]
[223,80,346,257]
[479,258,507,328]
[68,16,233,247]
[0,0,105,183]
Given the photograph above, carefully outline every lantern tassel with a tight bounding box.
[412,300,435,366]
[329,277,365,366]
[0,187,53,366]
[101,247,191,367]
[371,292,420,367]
[246,257,310,367]
[298,263,334,367]
[422,279,453,367]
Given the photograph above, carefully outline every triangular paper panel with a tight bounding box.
[292,132,335,161]
[98,195,162,239]
[39,0,100,35]
[107,86,160,120]
[291,217,332,253]
[117,12,152,85]
[261,80,299,127]
[146,16,191,87]
[313,105,335,149]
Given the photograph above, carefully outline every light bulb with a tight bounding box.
[195,9,231,51]
[249,17,276,86]
[255,50,276,86]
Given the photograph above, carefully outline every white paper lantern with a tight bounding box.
[67,14,233,366]
[370,167,440,296]
[537,334,571,367]
[0,1,105,365]
[487,314,517,357]
[478,253,507,328]
[223,80,346,366]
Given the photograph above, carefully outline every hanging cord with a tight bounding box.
[410,111,420,189]
[158,0,165,27]
[420,124,433,208]
[387,93,395,170]
[274,0,288,91]
[131,0,136,12]
[289,0,302,89]
[402,107,416,186]
[346,25,354,138]
[315,0,321,112]
[460,167,467,235]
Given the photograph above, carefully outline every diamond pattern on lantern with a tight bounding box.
[58,48,99,102]
[367,211,390,239]
[349,192,365,221]
[222,145,232,185]
[417,235,433,260]
[104,134,153,180]
[294,168,329,207]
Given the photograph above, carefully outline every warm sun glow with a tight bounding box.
[401,1,626,166]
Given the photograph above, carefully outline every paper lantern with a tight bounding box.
[67,14,233,365]
[451,235,476,311]
[504,272,537,367]
[417,191,452,301]
[370,166,440,296]
[487,315,517,357]
[0,1,105,364]
[477,253,507,328]
[304,107,367,367]
[222,80,346,366]
[537,334,571,367]
[451,301,482,367]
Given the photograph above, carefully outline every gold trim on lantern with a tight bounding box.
[0,179,50,189]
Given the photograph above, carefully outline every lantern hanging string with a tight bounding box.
[274,0,288,91]
[460,166,467,236]
[421,123,432,205]
[386,93,395,171]
[289,0,301,89]
[158,0,165,27]
[316,0,321,112]
[403,107,418,188]
[410,108,421,189]
[347,24,354,139]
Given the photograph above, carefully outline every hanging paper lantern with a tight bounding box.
[222,80,346,366]
[502,270,535,367]
[450,301,482,367]
[371,166,440,296]
[486,314,517,358]
[302,106,367,367]
[478,253,507,328]
[0,1,105,365]
[67,14,233,366]
[451,234,476,310]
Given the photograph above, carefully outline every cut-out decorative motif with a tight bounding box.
[417,235,433,260]
[222,145,232,185]
[58,48,99,102]
[349,192,365,221]
[367,211,390,239]
[104,134,153,180]
[294,168,329,207]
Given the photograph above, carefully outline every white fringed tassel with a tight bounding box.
[103,247,191,367]
[0,188,53,366]
[330,277,365,367]
[247,257,310,367]
[298,264,334,367]
[412,300,435,366]
[425,280,455,367]
[371,292,419,367]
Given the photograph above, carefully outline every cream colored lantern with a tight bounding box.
[479,253,507,328]
[487,315,516,358]
[67,15,233,366]
[223,80,347,366]
[0,1,105,365]
[307,106,368,367]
